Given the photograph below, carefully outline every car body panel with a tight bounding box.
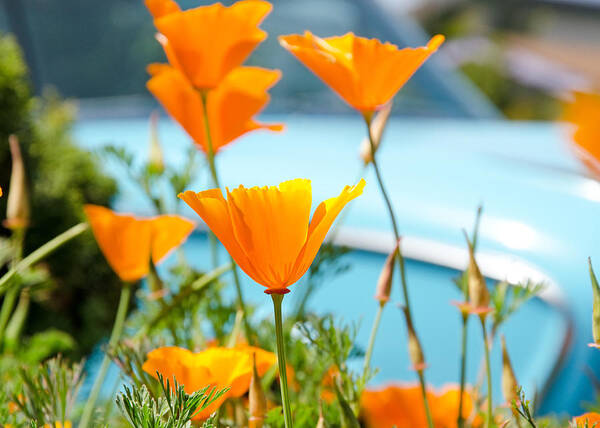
[74,114,599,415]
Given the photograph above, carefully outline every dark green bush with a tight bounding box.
[0,33,121,358]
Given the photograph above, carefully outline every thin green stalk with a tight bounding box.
[4,289,30,351]
[271,293,293,428]
[135,263,231,338]
[0,288,18,344]
[0,227,26,345]
[0,223,88,296]
[481,316,493,428]
[457,314,469,428]
[417,370,435,428]
[362,302,384,379]
[79,283,131,428]
[199,90,253,344]
[363,114,433,428]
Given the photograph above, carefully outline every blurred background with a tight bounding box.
[2,0,599,119]
[1,0,600,418]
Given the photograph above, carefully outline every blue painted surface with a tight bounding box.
[74,114,600,415]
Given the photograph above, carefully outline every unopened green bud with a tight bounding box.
[501,335,519,405]
[148,111,165,174]
[5,135,30,229]
[464,231,490,311]
[248,353,267,428]
[360,101,392,164]
[374,240,399,305]
[400,305,426,371]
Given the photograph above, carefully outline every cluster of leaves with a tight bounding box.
[116,373,227,428]
[1,356,83,427]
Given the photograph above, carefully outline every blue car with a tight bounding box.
[68,0,597,418]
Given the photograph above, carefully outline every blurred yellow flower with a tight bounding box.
[563,91,600,178]
[145,0,272,89]
[142,345,276,420]
[147,64,283,154]
[84,205,195,282]
[361,384,481,428]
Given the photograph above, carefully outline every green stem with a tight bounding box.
[79,283,131,428]
[271,294,293,428]
[417,370,435,428]
[199,90,253,344]
[199,90,221,270]
[362,302,384,379]
[481,316,493,428]
[0,288,18,344]
[0,228,26,346]
[0,223,88,296]
[457,314,469,428]
[4,289,30,351]
[363,114,432,428]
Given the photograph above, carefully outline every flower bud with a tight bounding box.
[5,135,30,230]
[589,258,600,346]
[148,111,165,174]
[248,353,267,428]
[374,240,399,305]
[359,101,392,164]
[501,335,519,405]
[400,306,426,371]
[465,231,490,312]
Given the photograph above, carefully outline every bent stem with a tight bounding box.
[271,293,293,428]
[79,283,131,428]
[457,313,469,428]
[362,302,384,379]
[481,316,493,428]
[363,114,433,428]
[200,90,253,344]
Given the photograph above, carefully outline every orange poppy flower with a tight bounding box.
[178,178,365,293]
[142,345,276,420]
[361,384,481,428]
[279,32,444,112]
[84,205,195,282]
[147,64,283,154]
[146,0,272,89]
[563,91,600,178]
[573,413,600,427]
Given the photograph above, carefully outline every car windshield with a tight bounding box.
[0,0,494,117]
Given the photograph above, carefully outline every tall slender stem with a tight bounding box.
[417,370,435,428]
[199,90,253,344]
[481,316,493,428]
[0,228,25,346]
[457,314,469,428]
[362,302,384,379]
[79,284,131,428]
[271,294,293,428]
[363,114,433,428]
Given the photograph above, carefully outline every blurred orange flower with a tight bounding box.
[84,205,195,282]
[361,384,480,428]
[146,0,272,89]
[563,91,600,178]
[142,345,276,420]
[147,64,283,154]
[573,412,600,426]
[279,32,444,112]
[179,178,365,293]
